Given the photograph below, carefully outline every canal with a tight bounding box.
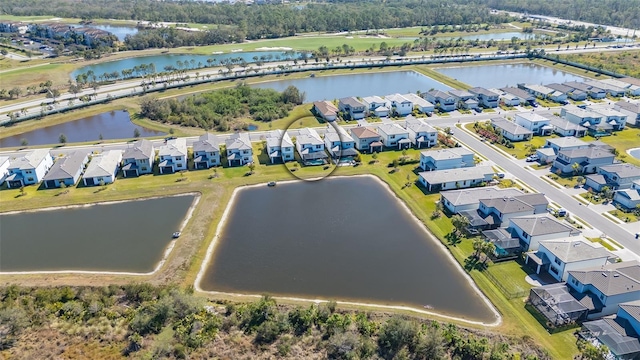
[0,110,164,148]
[0,195,196,273]
[199,176,496,323]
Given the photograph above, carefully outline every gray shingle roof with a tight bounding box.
[500,86,534,99]
[585,174,608,185]
[83,150,122,178]
[540,239,612,263]
[8,149,51,170]
[419,165,494,184]
[193,133,220,153]
[377,123,408,136]
[510,215,574,236]
[481,197,534,214]
[546,136,589,148]
[158,138,187,157]
[491,117,533,136]
[42,151,87,181]
[615,101,640,114]
[339,97,365,108]
[569,261,640,296]
[449,89,475,98]
[620,301,640,324]
[547,115,588,132]
[122,139,154,160]
[558,147,615,160]
[600,164,640,179]
[469,87,499,97]
[420,147,474,161]
[427,90,452,99]
[266,129,293,148]
[441,186,523,207]
[405,118,436,134]
[225,133,252,151]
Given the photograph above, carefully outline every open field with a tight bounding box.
[559,50,640,78]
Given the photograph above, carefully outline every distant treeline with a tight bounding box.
[139,84,305,131]
[122,27,243,50]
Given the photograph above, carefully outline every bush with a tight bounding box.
[327,332,361,360]
[377,316,419,358]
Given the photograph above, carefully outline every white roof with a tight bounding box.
[419,165,494,184]
[525,84,555,94]
[158,138,187,157]
[8,149,51,170]
[545,136,589,148]
[402,93,433,108]
[385,93,411,104]
[405,117,436,134]
[516,112,550,123]
[225,132,252,151]
[361,95,385,105]
[265,129,293,148]
[377,123,408,136]
[591,107,626,118]
[297,128,323,146]
[324,125,354,143]
[83,150,122,178]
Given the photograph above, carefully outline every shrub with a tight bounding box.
[377,316,419,358]
[326,332,361,360]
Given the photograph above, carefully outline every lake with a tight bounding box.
[629,148,640,160]
[71,24,138,40]
[443,31,536,41]
[199,176,496,323]
[0,110,164,148]
[0,195,196,273]
[253,71,451,102]
[435,63,586,88]
[72,51,305,79]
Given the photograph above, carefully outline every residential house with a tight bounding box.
[225,133,253,167]
[0,156,9,185]
[564,81,607,99]
[598,163,640,189]
[481,227,522,258]
[567,261,640,318]
[547,83,588,101]
[590,107,627,131]
[361,96,389,117]
[419,147,475,171]
[324,125,357,160]
[385,93,413,116]
[553,147,615,175]
[614,101,640,127]
[619,77,640,88]
[600,78,640,96]
[529,283,589,326]
[402,93,434,114]
[5,149,54,188]
[501,87,535,103]
[265,129,294,163]
[121,139,154,177]
[338,97,366,120]
[536,147,557,164]
[478,193,549,228]
[418,166,494,192]
[581,301,640,360]
[545,114,588,137]
[490,117,533,142]
[561,105,608,136]
[521,84,567,103]
[423,90,456,112]
[350,127,383,153]
[193,133,221,169]
[586,80,627,97]
[82,150,122,186]
[460,98,480,111]
[439,186,523,214]
[157,138,188,174]
[494,89,521,106]
[511,215,576,251]
[312,101,339,122]
[405,117,437,148]
[514,112,553,135]
[42,151,89,188]
[449,89,478,108]
[613,180,640,210]
[545,136,590,154]
[296,128,327,165]
[526,239,613,281]
[377,123,411,149]
[584,174,611,193]
[469,87,500,108]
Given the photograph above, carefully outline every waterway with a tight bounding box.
[253,71,451,102]
[72,51,305,79]
[0,195,196,273]
[0,110,165,148]
[199,176,496,323]
[435,62,586,88]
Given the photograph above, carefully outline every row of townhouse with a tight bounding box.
[517,77,640,103]
[314,93,436,122]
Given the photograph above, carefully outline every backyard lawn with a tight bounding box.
[546,173,582,188]
[582,127,640,166]
[608,209,639,223]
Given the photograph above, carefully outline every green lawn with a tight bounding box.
[546,173,582,188]
[586,237,616,251]
[484,261,534,299]
[582,128,640,166]
[608,209,639,223]
[496,136,549,159]
[579,192,605,204]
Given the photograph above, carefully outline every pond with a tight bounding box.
[253,71,451,102]
[629,148,640,160]
[0,110,165,148]
[199,176,497,323]
[434,63,586,88]
[0,195,196,273]
[71,24,138,41]
[72,51,305,79]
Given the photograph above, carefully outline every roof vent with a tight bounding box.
[602,272,608,277]
[613,274,620,278]
[574,242,581,247]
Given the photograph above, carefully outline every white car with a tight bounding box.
[525,155,539,162]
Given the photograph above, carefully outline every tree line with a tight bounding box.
[0,284,550,359]
[139,83,305,131]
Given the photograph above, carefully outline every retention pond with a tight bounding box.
[0,194,196,273]
[198,176,497,324]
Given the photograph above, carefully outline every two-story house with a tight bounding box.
[526,239,613,281]
[324,125,357,160]
[158,138,188,174]
[469,87,500,108]
[586,80,627,97]
[225,133,253,167]
[514,112,552,135]
[544,136,590,154]
[423,90,456,112]
[614,101,640,127]
[42,151,89,188]
[192,133,221,169]
[0,156,9,185]
[338,97,366,120]
[590,107,627,131]
[350,127,383,153]
[510,215,576,251]
[82,150,122,186]
[265,129,294,163]
[490,117,534,142]
[546,114,588,138]
[449,89,480,110]
[385,93,413,116]
[5,149,54,188]
[377,123,411,149]
[582,300,640,360]
[478,193,549,228]
[613,180,640,211]
[561,106,605,135]
[121,139,154,177]
[552,147,615,175]
[598,163,640,189]
[501,87,536,104]
[617,77,640,95]
[564,81,607,99]
[419,147,475,171]
[547,83,587,101]
[440,186,523,214]
[522,84,568,103]
[361,96,389,117]
[296,128,327,165]
[405,117,437,148]
[312,101,339,122]
[402,93,434,114]
[491,88,520,106]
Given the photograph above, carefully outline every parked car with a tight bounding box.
[526,154,539,162]
[557,208,567,217]
[496,173,505,179]
[528,101,539,108]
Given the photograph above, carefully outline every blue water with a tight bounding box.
[72,51,305,79]
[71,24,138,40]
[435,63,585,88]
[442,32,536,41]
[630,148,640,160]
[254,71,451,102]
